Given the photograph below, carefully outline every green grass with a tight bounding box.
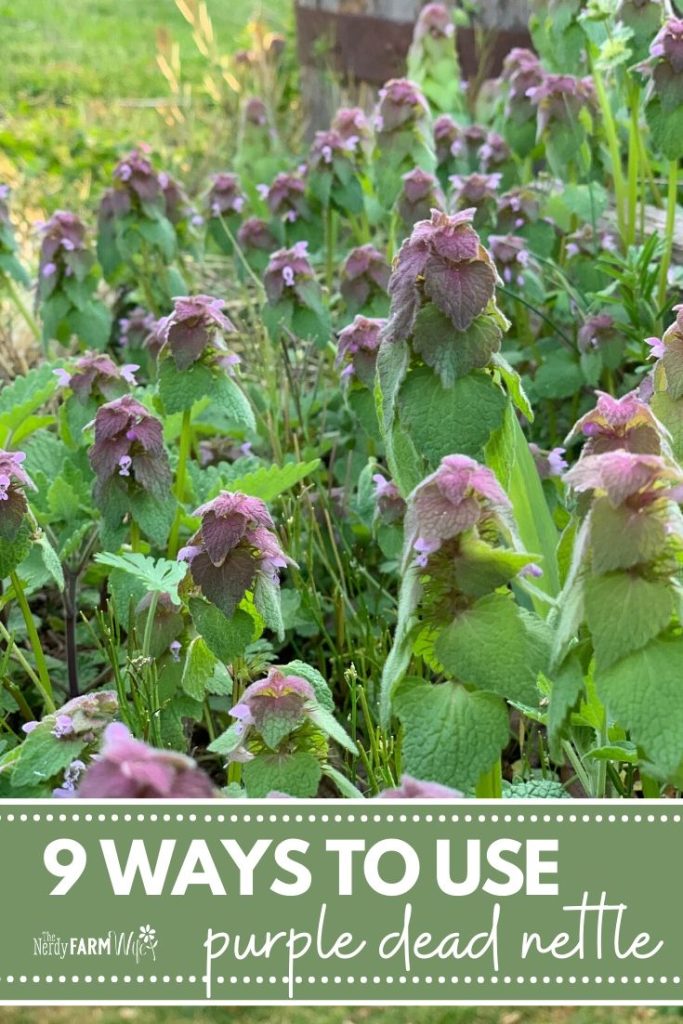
[1,0,287,105]
[0,1010,674,1024]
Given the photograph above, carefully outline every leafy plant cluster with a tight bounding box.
[0,0,682,801]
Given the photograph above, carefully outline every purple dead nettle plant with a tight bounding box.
[263,241,314,304]
[527,73,595,176]
[372,78,435,205]
[497,186,544,233]
[74,723,216,798]
[54,353,138,403]
[258,171,310,232]
[262,239,330,346]
[565,390,668,457]
[178,491,293,619]
[565,223,618,260]
[500,48,544,156]
[331,106,371,145]
[478,133,512,174]
[156,293,238,373]
[488,235,532,288]
[336,316,386,387]
[227,668,317,761]
[372,473,406,526]
[37,211,89,291]
[644,306,683,463]
[396,168,446,231]
[89,394,171,504]
[206,173,247,253]
[340,244,390,316]
[449,172,502,227]
[529,444,568,480]
[118,307,156,350]
[237,217,278,262]
[0,449,35,541]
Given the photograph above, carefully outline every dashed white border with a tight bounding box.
[0,798,679,1007]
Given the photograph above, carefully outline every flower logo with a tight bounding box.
[139,925,156,946]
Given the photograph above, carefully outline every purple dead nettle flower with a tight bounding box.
[372,473,406,524]
[527,74,595,137]
[529,443,568,480]
[638,17,683,101]
[646,306,683,388]
[309,129,358,170]
[378,774,463,799]
[227,668,317,760]
[157,294,237,372]
[259,172,308,224]
[237,217,277,254]
[207,173,246,218]
[502,48,544,118]
[478,132,511,172]
[404,455,511,569]
[178,492,293,618]
[0,449,35,541]
[331,106,371,144]
[433,114,461,165]
[383,208,498,344]
[336,316,386,386]
[74,723,216,799]
[263,241,314,304]
[89,395,171,501]
[374,78,431,134]
[565,223,618,259]
[159,172,192,226]
[37,210,90,292]
[459,124,488,163]
[340,244,390,309]
[450,172,502,211]
[564,450,683,510]
[497,187,542,232]
[27,691,118,744]
[54,353,139,403]
[53,760,87,798]
[567,391,667,457]
[244,96,269,126]
[488,234,530,287]
[119,307,156,349]
[577,313,619,353]
[413,2,454,40]
[112,149,162,207]
[397,168,446,228]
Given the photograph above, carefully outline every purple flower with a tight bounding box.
[53,760,87,799]
[577,313,619,353]
[530,444,568,480]
[638,17,683,97]
[478,132,511,171]
[383,208,497,345]
[112,149,162,207]
[237,217,277,253]
[331,107,371,142]
[89,395,171,503]
[261,172,308,223]
[373,473,406,524]
[646,335,666,359]
[564,450,683,510]
[566,391,666,456]
[179,491,293,618]
[502,48,544,119]
[433,114,461,165]
[75,723,216,799]
[62,353,138,403]
[52,715,74,739]
[227,668,316,757]
[374,78,430,134]
[497,187,543,232]
[244,96,269,126]
[397,168,446,228]
[37,210,91,289]
[118,307,156,349]
[336,315,386,386]
[527,74,595,136]
[21,721,38,734]
[207,173,247,218]
[309,129,357,170]
[169,640,182,662]
[413,3,454,40]
[450,172,502,211]
[263,242,314,304]
[404,455,511,567]
[340,244,390,310]
[378,774,463,799]
[0,450,34,542]
[157,294,237,372]
[489,234,530,287]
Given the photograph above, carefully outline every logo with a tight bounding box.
[33,926,158,964]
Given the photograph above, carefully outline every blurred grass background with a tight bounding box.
[0,1007,673,1023]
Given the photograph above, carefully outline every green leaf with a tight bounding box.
[398,366,507,467]
[12,725,86,788]
[411,305,501,388]
[281,660,334,712]
[307,703,357,754]
[490,352,533,421]
[208,722,244,757]
[322,764,365,798]
[225,460,320,503]
[547,654,584,761]
[585,572,674,671]
[0,364,58,443]
[589,500,666,574]
[189,597,255,662]
[94,552,187,602]
[531,350,583,400]
[68,301,112,349]
[503,778,570,799]
[181,636,217,701]
[35,532,64,591]
[435,593,551,705]
[0,519,32,579]
[393,678,509,792]
[243,751,322,797]
[596,636,683,780]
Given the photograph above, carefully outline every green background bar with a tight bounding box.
[0,799,680,1005]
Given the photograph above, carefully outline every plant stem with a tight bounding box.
[64,570,80,699]
[626,81,641,247]
[475,759,503,799]
[324,204,336,293]
[8,572,54,711]
[3,275,41,341]
[167,407,192,559]
[591,60,627,242]
[141,591,160,660]
[130,520,141,553]
[657,159,679,311]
